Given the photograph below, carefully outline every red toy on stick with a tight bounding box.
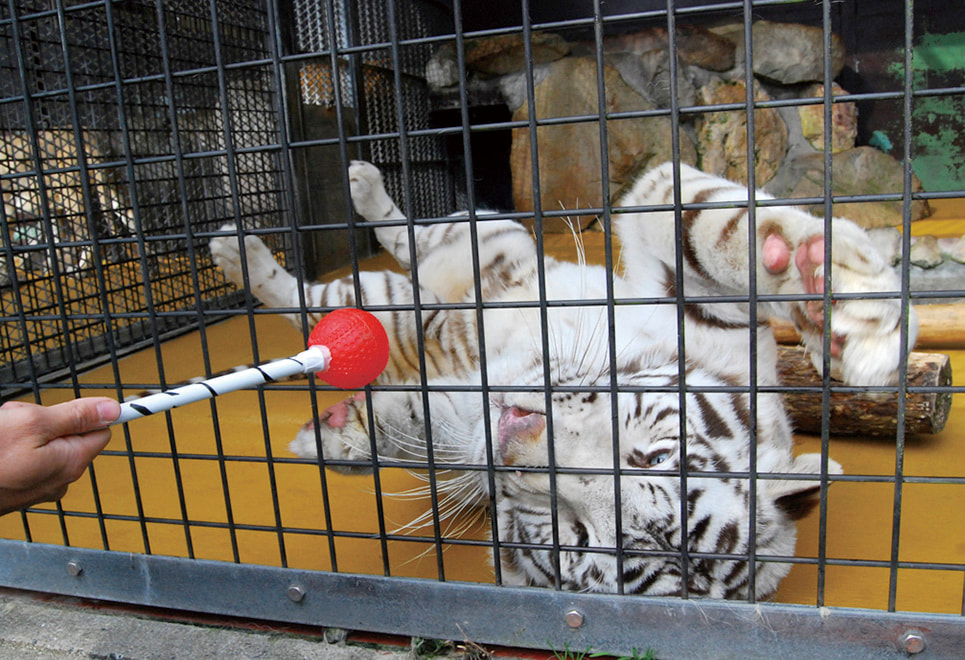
[309,307,390,389]
[115,308,390,424]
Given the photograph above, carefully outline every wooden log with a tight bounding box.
[770,303,965,350]
[777,345,952,436]
[906,304,965,350]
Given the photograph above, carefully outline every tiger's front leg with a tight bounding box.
[756,221,919,386]
[289,392,376,473]
[210,223,302,319]
[349,160,536,303]
[617,163,918,387]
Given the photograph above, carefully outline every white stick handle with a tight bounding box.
[114,345,330,425]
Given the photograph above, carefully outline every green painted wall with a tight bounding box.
[886,31,965,192]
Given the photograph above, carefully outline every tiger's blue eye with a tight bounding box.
[648,450,671,466]
[627,447,674,469]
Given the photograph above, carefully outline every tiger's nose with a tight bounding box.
[497,406,546,465]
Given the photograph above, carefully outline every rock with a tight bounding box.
[497,65,553,112]
[774,147,931,228]
[469,32,570,77]
[751,21,845,84]
[511,57,697,231]
[940,236,965,264]
[426,32,569,88]
[601,25,735,72]
[609,49,696,109]
[910,235,943,268]
[798,83,857,152]
[676,24,737,72]
[694,78,788,186]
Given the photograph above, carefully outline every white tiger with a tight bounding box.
[210,161,916,599]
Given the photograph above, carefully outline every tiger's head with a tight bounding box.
[489,350,839,600]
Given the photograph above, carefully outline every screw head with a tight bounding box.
[899,629,926,654]
[66,561,82,577]
[287,584,306,603]
[565,609,584,628]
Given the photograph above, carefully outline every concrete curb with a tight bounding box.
[0,591,408,660]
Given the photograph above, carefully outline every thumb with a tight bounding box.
[39,398,121,440]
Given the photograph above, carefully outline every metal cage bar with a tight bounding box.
[0,0,964,657]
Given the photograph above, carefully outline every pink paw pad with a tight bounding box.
[792,235,846,358]
[794,235,826,297]
[762,233,792,274]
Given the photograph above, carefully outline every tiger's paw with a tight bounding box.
[349,160,397,222]
[209,223,295,307]
[210,224,247,287]
[762,219,917,386]
[289,393,374,474]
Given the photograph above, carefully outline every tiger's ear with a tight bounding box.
[766,453,843,521]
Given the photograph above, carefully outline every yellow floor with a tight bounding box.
[2,201,963,613]
[1,313,493,581]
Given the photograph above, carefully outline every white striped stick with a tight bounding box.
[114,345,330,425]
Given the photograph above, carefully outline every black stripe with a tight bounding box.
[722,555,747,585]
[717,522,740,555]
[630,565,665,594]
[684,303,754,330]
[688,515,711,545]
[716,209,747,248]
[681,187,722,281]
[130,403,152,417]
[695,393,732,439]
[653,406,675,424]
[255,366,276,383]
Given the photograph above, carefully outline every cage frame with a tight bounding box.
[1,0,964,657]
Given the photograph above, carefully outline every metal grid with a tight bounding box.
[0,0,964,657]
[293,0,454,219]
[0,0,288,386]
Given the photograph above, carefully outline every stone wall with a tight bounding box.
[427,20,932,232]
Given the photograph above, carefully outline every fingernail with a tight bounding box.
[97,400,121,424]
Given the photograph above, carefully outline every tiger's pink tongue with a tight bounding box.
[498,406,546,459]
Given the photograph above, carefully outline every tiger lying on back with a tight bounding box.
[211,161,916,599]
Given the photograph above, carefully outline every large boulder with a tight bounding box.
[600,25,735,72]
[751,20,846,84]
[774,146,931,228]
[426,32,569,89]
[608,49,696,110]
[798,83,858,153]
[511,57,697,231]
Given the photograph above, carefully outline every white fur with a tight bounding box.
[210,160,916,599]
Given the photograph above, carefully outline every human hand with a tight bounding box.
[0,397,121,516]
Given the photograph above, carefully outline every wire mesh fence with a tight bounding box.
[0,0,964,656]
[0,0,288,386]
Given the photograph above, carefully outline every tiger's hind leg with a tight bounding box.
[210,224,302,321]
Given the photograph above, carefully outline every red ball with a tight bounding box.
[308,308,390,389]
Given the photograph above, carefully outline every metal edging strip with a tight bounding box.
[0,539,963,658]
